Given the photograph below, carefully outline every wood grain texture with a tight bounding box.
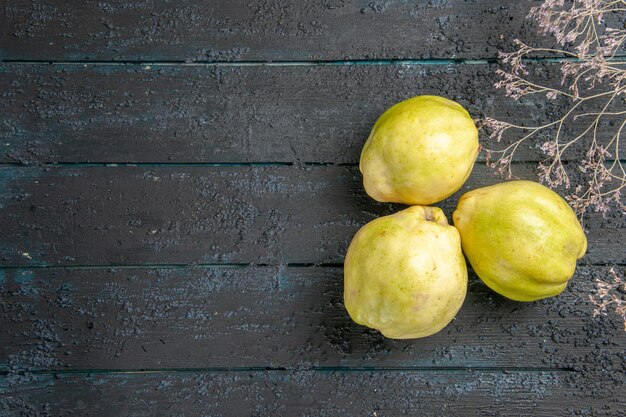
[1,265,624,372]
[2,63,623,164]
[0,0,555,62]
[0,164,623,267]
[2,2,625,415]
[1,369,624,417]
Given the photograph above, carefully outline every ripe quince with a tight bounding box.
[453,180,587,301]
[360,95,479,205]
[344,206,468,338]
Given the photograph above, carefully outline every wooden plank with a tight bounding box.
[0,165,622,267]
[1,0,556,62]
[1,369,623,416]
[2,63,623,164]
[1,265,624,372]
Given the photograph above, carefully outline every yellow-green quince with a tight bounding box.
[344,206,468,339]
[360,95,479,205]
[453,180,587,302]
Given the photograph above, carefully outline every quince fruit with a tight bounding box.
[344,206,468,339]
[360,95,479,205]
[453,180,587,301]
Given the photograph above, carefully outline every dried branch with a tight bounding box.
[485,0,626,217]
[589,268,626,330]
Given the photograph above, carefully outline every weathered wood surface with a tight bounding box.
[1,0,554,62]
[1,369,624,417]
[1,265,624,372]
[2,1,625,415]
[1,63,623,164]
[0,164,623,267]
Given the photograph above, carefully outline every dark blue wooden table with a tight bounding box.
[0,1,624,416]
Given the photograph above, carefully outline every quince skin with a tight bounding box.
[360,95,479,205]
[453,180,587,301]
[344,206,468,339]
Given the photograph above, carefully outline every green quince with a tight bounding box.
[453,180,587,302]
[344,206,468,339]
[360,95,479,205]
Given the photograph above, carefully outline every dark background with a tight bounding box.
[0,1,624,416]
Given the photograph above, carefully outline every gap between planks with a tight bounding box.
[0,261,619,271]
[0,162,354,167]
[1,56,626,66]
[0,160,624,167]
[0,366,576,377]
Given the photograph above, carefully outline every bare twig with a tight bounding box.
[589,268,626,330]
[485,0,626,218]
